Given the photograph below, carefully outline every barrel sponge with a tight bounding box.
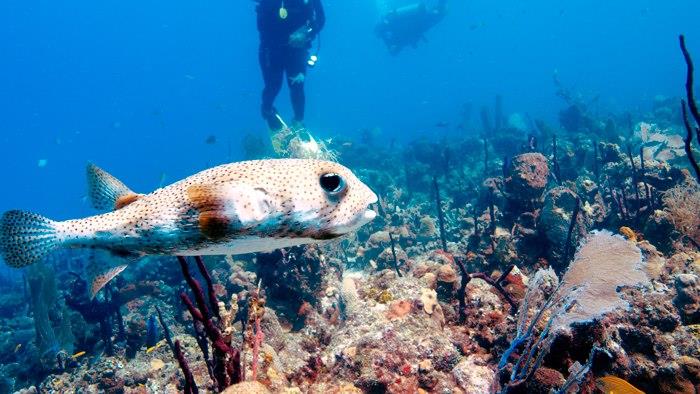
[555,230,649,328]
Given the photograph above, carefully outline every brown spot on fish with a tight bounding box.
[199,211,230,240]
[187,185,229,240]
[115,193,141,210]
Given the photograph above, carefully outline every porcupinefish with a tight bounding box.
[0,159,378,297]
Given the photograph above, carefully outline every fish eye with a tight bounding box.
[319,173,346,194]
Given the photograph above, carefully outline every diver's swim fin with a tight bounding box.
[86,164,142,211]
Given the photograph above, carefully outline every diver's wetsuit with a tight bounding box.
[257,0,325,130]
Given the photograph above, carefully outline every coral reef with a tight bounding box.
[3,42,700,394]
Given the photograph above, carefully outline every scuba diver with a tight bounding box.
[376,0,447,55]
[256,0,325,132]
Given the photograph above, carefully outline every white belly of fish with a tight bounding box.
[178,236,318,256]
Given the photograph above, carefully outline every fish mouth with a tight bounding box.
[326,204,378,237]
[362,190,379,224]
[368,191,379,205]
[361,208,377,223]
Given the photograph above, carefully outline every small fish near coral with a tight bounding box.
[70,351,86,360]
[597,376,645,394]
[0,159,378,298]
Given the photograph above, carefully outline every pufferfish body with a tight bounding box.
[0,159,377,297]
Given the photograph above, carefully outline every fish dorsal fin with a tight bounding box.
[86,164,141,211]
[86,250,132,299]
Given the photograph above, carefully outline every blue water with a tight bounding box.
[0,0,698,221]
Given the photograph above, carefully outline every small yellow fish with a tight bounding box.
[71,351,86,359]
[597,376,645,394]
[619,226,638,242]
[146,340,164,354]
[14,344,22,353]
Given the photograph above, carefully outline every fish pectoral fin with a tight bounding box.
[87,249,137,299]
[86,163,141,211]
[227,185,276,225]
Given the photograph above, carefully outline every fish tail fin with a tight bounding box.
[86,163,140,210]
[0,210,62,267]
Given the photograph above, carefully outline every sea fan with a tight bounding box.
[555,230,649,328]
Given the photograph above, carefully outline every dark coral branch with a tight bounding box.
[562,196,581,266]
[178,256,242,390]
[592,140,599,181]
[680,35,700,144]
[432,176,448,251]
[639,147,652,209]
[483,137,490,177]
[180,292,204,322]
[481,107,493,134]
[488,189,497,237]
[552,135,561,184]
[626,145,642,213]
[620,187,631,220]
[497,265,515,285]
[195,256,221,320]
[502,156,510,178]
[611,189,626,221]
[454,257,469,323]
[469,272,518,311]
[193,321,216,382]
[682,100,700,182]
[177,256,211,319]
[174,340,199,394]
[155,305,175,352]
[495,95,504,130]
[388,232,403,277]
[180,291,234,390]
[454,257,517,320]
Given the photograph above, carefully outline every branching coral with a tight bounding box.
[498,268,567,388]
[174,340,198,394]
[679,35,700,182]
[451,254,517,322]
[433,176,449,251]
[247,288,265,381]
[177,256,242,392]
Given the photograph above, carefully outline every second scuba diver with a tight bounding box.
[376,0,447,55]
